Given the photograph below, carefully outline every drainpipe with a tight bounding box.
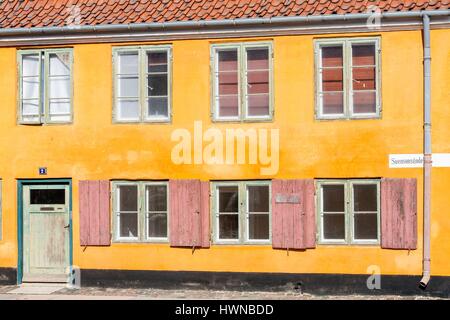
[420,14,431,289]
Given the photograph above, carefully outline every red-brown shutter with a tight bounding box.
[79,180,111,246]
[169,180,210,248]
[272,179,315,250]
[381,178,417,250]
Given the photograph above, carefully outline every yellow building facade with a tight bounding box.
[0,3,449,296]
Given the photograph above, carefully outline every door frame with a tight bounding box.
[17,179,73,284]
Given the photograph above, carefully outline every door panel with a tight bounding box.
[23,184,70,283]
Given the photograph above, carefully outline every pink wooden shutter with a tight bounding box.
[169,180,210,248]
[79,180,111,246]
[381,178,417,250]
[272,179,315,250]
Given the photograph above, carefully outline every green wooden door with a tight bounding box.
[22,184,70,283]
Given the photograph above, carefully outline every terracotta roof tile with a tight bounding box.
[0,0,447,29]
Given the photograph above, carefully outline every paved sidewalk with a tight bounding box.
[0,285,444,300]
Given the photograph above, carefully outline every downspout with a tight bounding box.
[420,14,431,289]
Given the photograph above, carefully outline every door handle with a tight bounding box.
[64,224,70,229]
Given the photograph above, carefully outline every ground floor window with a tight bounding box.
[317,179,380,245]
[112,181,168,242]
[212,181,271,244]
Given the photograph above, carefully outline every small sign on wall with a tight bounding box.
[275,193,300,204]
[389,154,450,168]
[39,167,47,175]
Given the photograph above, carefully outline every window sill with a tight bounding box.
[211,117,273,124]
[315,114,381,121]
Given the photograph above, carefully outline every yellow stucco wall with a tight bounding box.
[0,29,449,276]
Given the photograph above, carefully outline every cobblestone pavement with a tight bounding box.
[0,285,445,300]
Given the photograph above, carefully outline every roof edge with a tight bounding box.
[0,10,449,36]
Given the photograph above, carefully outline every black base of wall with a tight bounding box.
[0,268,17,285]
[80,269,450,298]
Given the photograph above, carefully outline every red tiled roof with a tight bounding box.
[0,0,448,29]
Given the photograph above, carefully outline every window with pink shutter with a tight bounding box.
[212,43,272,121]
[315,38,380,119]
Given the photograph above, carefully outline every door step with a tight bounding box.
[22,274,69,283]
[7,283,67,295]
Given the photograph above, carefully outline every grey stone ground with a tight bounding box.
[0,285,445,300]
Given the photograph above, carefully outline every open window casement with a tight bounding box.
[19,49,73,124]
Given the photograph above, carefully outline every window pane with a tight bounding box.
[249,214,269,240]
[352,67,376,90]
[354,213,378,240]
[353,91,376,114]
[322,92,344,115]
[148,74,168,96]
[118,53,138,74]
[322,68,343,91]
[322,184,345,212]
[30,189,65,205]
[218,96,239,117]
[248,94,269,117]
[218,186,238,213]
[322,46,343,67]
[117,100,139,120]
[248,185,269,212]
[120,212,138,238]
[146,185,167,211]
[147,97,168,118]
[22,100,40,116]
[219,214,239,239]
[147,51,168,73]
[352,44,375,66]
[217,49,239,118]
[323,213,345,240]
[148,213,167,238]
[49,78,70,99]
[218,72,239,95]
[218,49,238,71]
[22,54,40,76]
[247,70,269,94]
[247,48,269,70]
[22,77,40,99]
[118,185,138,211]
[49,101,70,116]
[118,76,139,97]
[353,184,377,212]
[49,53,70,76]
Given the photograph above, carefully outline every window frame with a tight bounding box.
[211,180,272,245]
[112,181,169,243]
[112,45,172,124]
[316,179,381,246]
[314,37,381,120]
[210,42,274,122]
[17,48,74,125]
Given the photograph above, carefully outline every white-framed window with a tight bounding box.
[113,45,172,123]
[212,181,271,244]
[18,49,73,124]
[112,181,168,242]
[316,179,380,245]
[314,37,381,119]
[211,42,273,122]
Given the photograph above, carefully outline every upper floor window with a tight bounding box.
[212,181,271,244]
[113,45,172,123]
[317,179,380,245]
[211,42,273,122]
[18,49,73,124]
[315,38,380,120]
[112,181,168,242]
